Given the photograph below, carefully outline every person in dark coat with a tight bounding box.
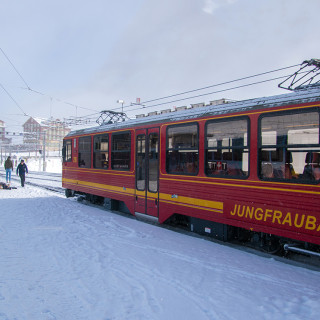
[16,159,28,187]
[4,156,13,184]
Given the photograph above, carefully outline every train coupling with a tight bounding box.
[284,243,320,258]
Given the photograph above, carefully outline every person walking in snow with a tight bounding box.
[16,159,28,187]
[4,156,13,184]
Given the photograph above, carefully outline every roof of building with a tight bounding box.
[23,116,70,128]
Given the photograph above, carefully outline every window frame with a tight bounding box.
[204,116,250,179]
[93,134,109,169]
[166,122,199,176]
[148,132,159,193]
[78,136,92,168]
[111,131,131,171]
[62,139,72,163]
[258,107,320,183]
[136,133,146,191]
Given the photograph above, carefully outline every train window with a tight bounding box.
[93,135,109,169]
[259,110,320,183]
[62,139,72,162]
[205,118,249,178]
[78,136,92,168]
[136,134,146,191]
[148,133,159,193]
[166,123,199,175]
[111,132,131,170]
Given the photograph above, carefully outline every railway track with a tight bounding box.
[0,169,64,194]
[25,181,65,194]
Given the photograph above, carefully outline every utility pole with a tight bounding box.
[42,131,46,171]
[117,100,125,113]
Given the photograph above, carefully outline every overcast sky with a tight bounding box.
[1,0,320,132]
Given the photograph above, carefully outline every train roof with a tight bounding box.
[66,84,320,137]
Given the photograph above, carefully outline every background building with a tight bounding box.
[0,120,12,145]
[23,117,71,153]
[0,120,13,164]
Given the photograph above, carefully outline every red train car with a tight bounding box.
[62,84,320,254]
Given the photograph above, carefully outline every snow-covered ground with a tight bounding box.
[0,183,320,320]
[26,157,62,174]
[1,155,62,174]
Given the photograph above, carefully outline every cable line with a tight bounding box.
[25,87,101,113]
[0,83,28,116]
[111,64,300,113]
[0,46,99,114]
[126,74,290,113]
[0,47,31,89]
[139,64,300,105]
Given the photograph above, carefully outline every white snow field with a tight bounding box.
[0,185,319,320]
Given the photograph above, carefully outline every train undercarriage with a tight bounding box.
[166,213,320,260]
[65,188,320,265]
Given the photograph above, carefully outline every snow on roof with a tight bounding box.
[23,116,50,127]
[67,84,320,137]
[33,117,49,126]
[24,116,70,128]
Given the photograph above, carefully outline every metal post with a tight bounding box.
[117,100,125,114]
[43,131,46,171]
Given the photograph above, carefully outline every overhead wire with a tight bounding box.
[112,63,300,113]
[125,74,289,113]
[139,63,300,105]
[65,64,302,121]
[0,47,31,90]
[1,47,100,120]
[0,47,303,124]
[0,83,28,116]
[23,87,101,113]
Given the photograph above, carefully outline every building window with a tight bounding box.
[111,132,131,170]
[93,134,109,169]
[166,123,199,175]
[205,118,249,178]
[78,136,91,168]
[259,109,320,182]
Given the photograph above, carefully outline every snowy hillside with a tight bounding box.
[0,185,319,320]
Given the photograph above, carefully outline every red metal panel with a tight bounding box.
[62,100,320,246]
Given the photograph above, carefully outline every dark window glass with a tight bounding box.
[136,135,146,191]
[63,139,72,162]
[78,136,91,168]
[111,132,131,170]
[148,133,159,192]
[259,110,320,183]
[93,135,109,169]
[205,118,249,178]
[166,124,198,175]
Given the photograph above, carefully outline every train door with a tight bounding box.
[135,127,159,217]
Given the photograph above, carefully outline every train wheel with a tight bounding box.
[261,234,281,254]
[65,189,74,198]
